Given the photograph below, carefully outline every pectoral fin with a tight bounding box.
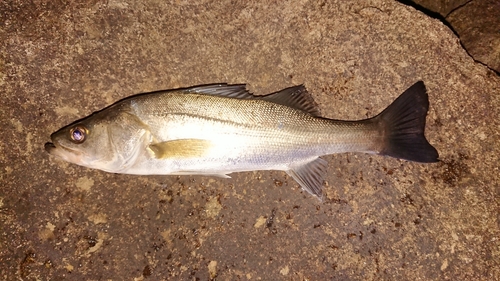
[286,157,327,201]
[148,139,212,159]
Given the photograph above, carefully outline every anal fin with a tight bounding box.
[286,157,327,201]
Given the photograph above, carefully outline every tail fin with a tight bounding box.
[375,81,439,163]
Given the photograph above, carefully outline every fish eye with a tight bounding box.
[70,126,87,143]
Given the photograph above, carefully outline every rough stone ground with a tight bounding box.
[407,0,500,73]
[1,0,499,280]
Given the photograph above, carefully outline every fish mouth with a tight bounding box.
[44,141,68,158]
[44,142,57,154]
[44,140,84,164]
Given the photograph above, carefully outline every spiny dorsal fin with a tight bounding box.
[187,84,321,116]
[262,85,321,117]
[148,139,212,159]
[286,157,327,201]
[186,84,255,99]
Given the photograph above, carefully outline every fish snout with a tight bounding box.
[45,142,56,154]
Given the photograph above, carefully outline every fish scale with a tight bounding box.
[132,93,376,151]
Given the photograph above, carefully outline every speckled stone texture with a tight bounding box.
[1,0,499,280]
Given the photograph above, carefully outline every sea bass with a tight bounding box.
[45,81,438,200]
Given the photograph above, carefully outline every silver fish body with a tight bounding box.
[46,82,438,199]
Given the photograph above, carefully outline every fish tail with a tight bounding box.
[375,81,439,163]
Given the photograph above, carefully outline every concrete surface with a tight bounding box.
[1,0,499,280]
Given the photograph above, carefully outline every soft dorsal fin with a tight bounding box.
[286,157,327,201]
[262,85,321,117]
[186,84,255,99]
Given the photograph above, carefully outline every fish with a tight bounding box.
[45,81,439,200]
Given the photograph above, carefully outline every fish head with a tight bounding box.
[45,103,150,172]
